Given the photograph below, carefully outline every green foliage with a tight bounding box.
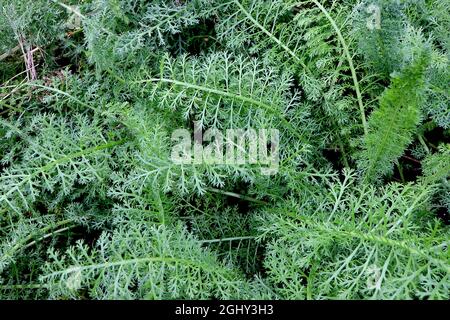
[0,0,67,52]
[256,170,449,299]
[0,113,122,215]
[359,54,428,182]
[143,52,298,130]
[0,0,448,300]
[421,144,450,213]
[41,221,252,299]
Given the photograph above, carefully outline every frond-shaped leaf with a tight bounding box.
[0,215,72,273]
[256,170,449,299]
[359,56,428,182]
[209,0,369,135]
[0,114,123,214]
[81,0,211,70]
[41,222,250,299]
[137,52,300,132]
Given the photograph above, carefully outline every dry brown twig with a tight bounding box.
[17,34,38,81]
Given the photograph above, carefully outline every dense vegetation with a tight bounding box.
[0,0,448,300]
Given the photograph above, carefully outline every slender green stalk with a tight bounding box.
[1,219,74,266]
[311,0,368,136]
[205,187,268,205]
[199,236,256,244]
[233,0,309,72]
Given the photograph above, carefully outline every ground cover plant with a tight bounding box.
[0,0,448,300]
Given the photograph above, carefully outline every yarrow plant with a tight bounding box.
[0,0,448,300]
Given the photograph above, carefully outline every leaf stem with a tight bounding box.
[311,0,368,136]
[205,187,268,205]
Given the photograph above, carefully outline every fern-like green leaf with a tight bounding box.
[360,55,429,182]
